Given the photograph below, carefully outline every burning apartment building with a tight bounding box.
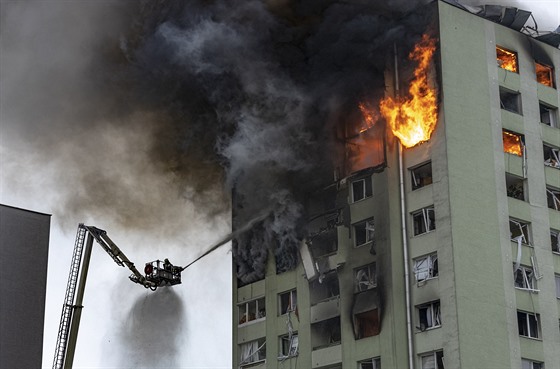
[232,1,560,368]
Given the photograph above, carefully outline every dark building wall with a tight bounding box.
[0,204,50,369]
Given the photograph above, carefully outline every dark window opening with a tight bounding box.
[502,130,524,156]
[540,103,558,127]
[278,289,297,315]
[352,177,373,202]
[310,228,338,258]
[411,162,433,190]
[417,301,441,331]
[543,144,560,169]
[412,207,435,236]
[421,351,445,369]
[547,186,560,211]
[517,311,540,338]
[238,297,266,325]
[311,316,341,350]
[353,309,380,339]
[500,88,522,114]
[496,46,518,72]
[354,218,374,247]
[535,62,554,87]
[509,218,531,244]
[279,333,298,358]
[355,263,376,292]
[551,229,560,253]
[506,173,526,200]
[514,265,536,290]
[310,272,339,305]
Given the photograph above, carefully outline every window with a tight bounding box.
[496,46,518,72]
[310,272,339,305]
[417,301,441,331]
[500,87,522,114]
[551,229,560,253]
[514,265,536,290]
[420,351,445,369]
[522,359,543,369]
[543,144,560,168]
[238,297,266,325]
[311,316,341,349]
[354,218,374,247]
[546,186,560,211]
[279,289,297,315]
[310,228,338,258]
[352,177,373,202]
[539,103,558,127]
[535,61,554,87]
[358,357,381,369]
[555,274,560,299]
[510,219,531,245]
[355,263,376,292]
[279,333,298,358]
[506,173,526,200]
[517,311,540,339]
[411,162,433,190]
[239,338,266,366]
[412,206,435,236]
[502,130,524,156]
[413,253,438,282]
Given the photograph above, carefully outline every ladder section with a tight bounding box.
[52,225,87,369]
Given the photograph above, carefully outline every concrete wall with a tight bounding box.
[0,204,50,369]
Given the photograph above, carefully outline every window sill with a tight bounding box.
[514,287,539,293]
[354,241,373,248]
[552,251,560,255]
[416,276,439,285]
[413,230,436,237]
[240,359,266,368]
[519,335,542,341]
[238,317,266,327]
[278,309,297,317]
[351,196,372,204]
[277,354,298,361]
[416,325,441,333]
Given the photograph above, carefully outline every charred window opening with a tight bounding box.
[546,186,560,211]
[506,173,526,200]
[420,351,445,369]
[535,62,554,87]
[354,263,376,292]
[358,357,381,369]
[522,359,544,369]
[238,297,265,326]
[413,253,438,282]
[310,272,339,305]
[514,265,536,290]
[543,144,560,169]
[278,289,297,315]
[311,316,341,349]
[502,130,525,156]
[499,88,522,114]
[411,162,433,190]
[496,46,518,72]
[353,309,380,339]
[310,228,338,258]
[517,311,540,338]
[351,177,373,202]
[279,333,298,358]
[412,206,435,236]
[416,301,441,331]
[353,218,374,247]
[239,338,266,366]
[540,103,558,127]
[551,229,560,253]
[509,218,531,245]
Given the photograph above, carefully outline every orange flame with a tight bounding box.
[502,131,523,156]
[535,62,553,87]
[496,46,518,73]
[379,34,438,148]
[358,102,379,133]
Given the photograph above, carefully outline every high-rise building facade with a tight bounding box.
[233,1,560,368]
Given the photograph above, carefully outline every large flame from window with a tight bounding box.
[379,34,438,148]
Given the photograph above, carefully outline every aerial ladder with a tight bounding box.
[52,224,183,369]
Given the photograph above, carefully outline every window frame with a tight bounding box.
[353,217,375,247]
[551,229,560,254]
[239,337,266,366]
[543,144,560,169]
[555,274,560,299]
[420,350,445,369]
[279,333,298,358]
[522,358,543,369]
[411,161,433,191]
[499,87,522,114]
[278,289,297,315]
[358,357,381,369]
[539,102,558,128]
[412,206,436,236]
[505,172,527,201]
[535,61,554,88]
[496,46,518,73]
[238,297,266,326]
[509,218,532,245]
[351,177,373,203]
[514,265,537,291]
[416,301,441,331]
[517,310,540,339]
[546,186,560,211]
[354,263,377,292]
[413,253,439,282]
[502,130,525,156]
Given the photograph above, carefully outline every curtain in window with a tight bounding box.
[422,354,436,369]
[240,341,258,364]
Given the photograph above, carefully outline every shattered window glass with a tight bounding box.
[414,253,438,282]
[544,144,560,169]
[513,265,536,290]
[497,46,518,72]
[509,219,531,244]
[417,301,441,330]
[280,333,298,357]
[355,263,376,292]
[535,62,554,87]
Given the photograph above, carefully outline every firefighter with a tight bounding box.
[163,258,172,271]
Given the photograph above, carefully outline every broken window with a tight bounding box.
[351,177,373,202]
[358,357,381,369]
[539,102,558,127]
[517,311,540,339]
[543,144,560,169]
[502,130,524,156]
[239,338,266,366]
[354,218,374,247]
[279,333,298,358]
[278,289,297,315]
[311,316,341,349]
[355,263,376,292]
[514,265,536,290]
[413,253,438,282]
[522,359,543,369]
[310,228,338,258]
[238,297,266,325]
[310,272,339,305]
[535,61,554,87]
[505,173,526,200]
[352,289,380,339]
[496,46,518,72]
[412,206,435,236]
[417,301,441,331]
[509,219,531,244]
[411,162,433,190]
[551,229,560,253]
[420,351,445,369]
[547,186,560,211]
[555,274,560,299]
[499,88,522,114]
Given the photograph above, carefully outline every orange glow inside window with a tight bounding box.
[535,62,554,87]
[496,46,518,73]
[503,131,523,156]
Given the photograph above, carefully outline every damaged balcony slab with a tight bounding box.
[310,297,340,323]
[311,344,342,369]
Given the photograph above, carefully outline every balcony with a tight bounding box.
[311,344,342,368]
[310,296,340,323]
